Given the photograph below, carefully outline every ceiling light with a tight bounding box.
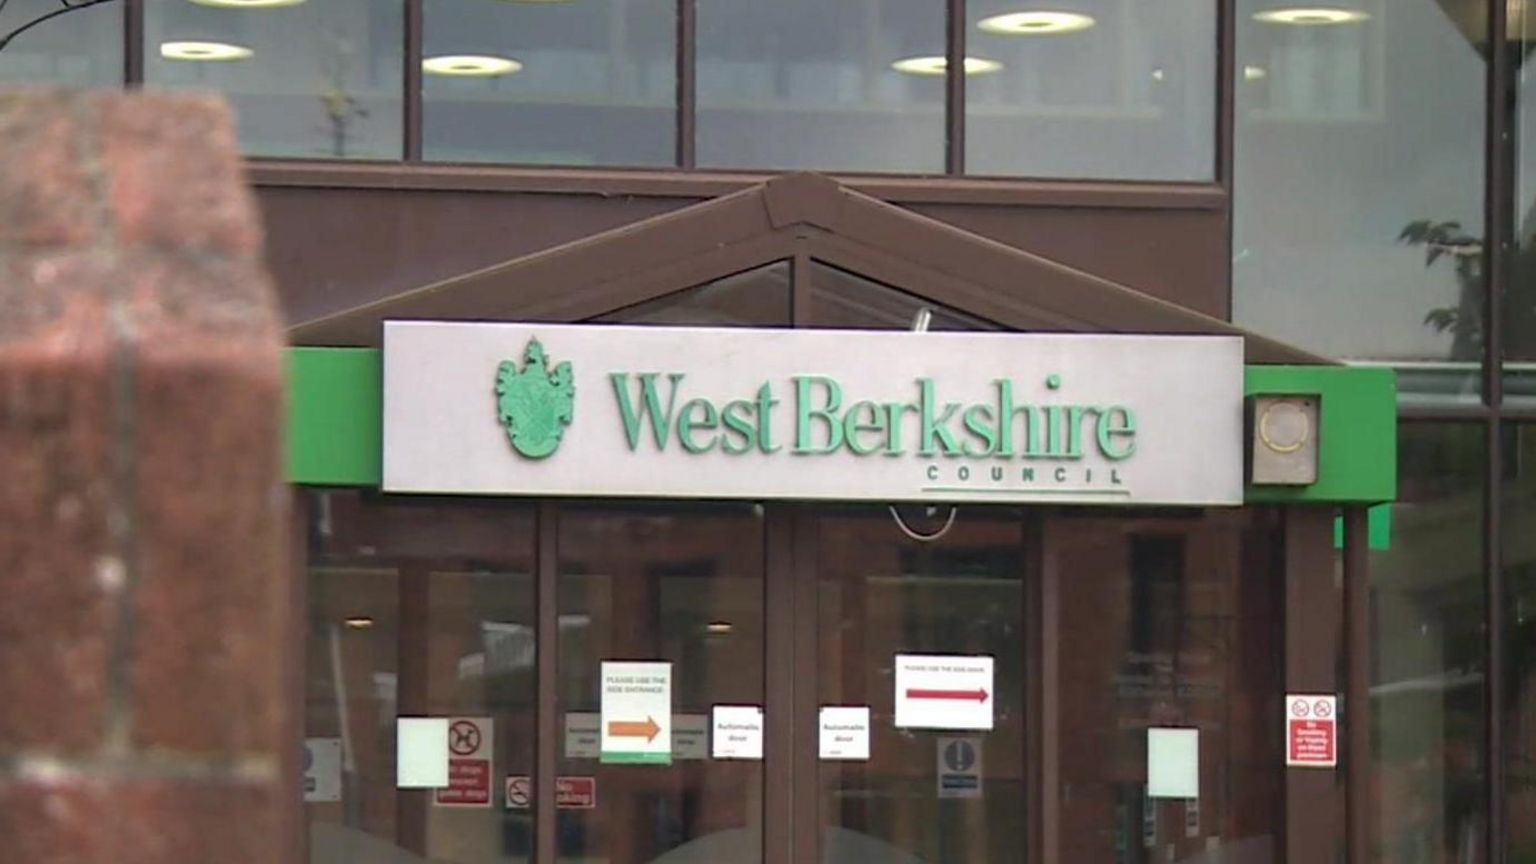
[891,55,1003,76]
[343,616,374,630]
[1254,7,1370,24]
[978,11,1096,34]
[705,621,734,635]
[188,0,305,7]
[1244,65,1268,80]
[423,55,522,77]
[159,41,254,61]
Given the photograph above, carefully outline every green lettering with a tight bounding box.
[677,398,719,453]
[794,376,843,454]
[962,404,998,457]
[843,401,886,456]
[720,399,757,454]
[610,372,684,450]
[994,380,1044,458]
[918,379,961,457]
[756,383,780,453]
[1065,405,1086,459]
[1097,406,1136,460]
[883,401,915,455]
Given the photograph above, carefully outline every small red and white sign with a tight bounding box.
[435,717,494,807]
[504,776,597,810]
[894,654,994,730]
[1285,694,1337,768]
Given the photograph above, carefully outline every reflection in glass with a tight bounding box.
[0,0,121,86]
[1052,511,1284,863]
[424,0,674,166]
[815,509,1026,864]
[966,0,1215,179]
[557,504,765,864]
[1509,15,1536,402]
[1373,423,1486,863]
[304,491,535,864]
[1507,424,1536,861]
[808,262,998,330]
[145,0,402,158]
[597,262,792,327]
[1234,0,1485,363]
[696,0,944,172]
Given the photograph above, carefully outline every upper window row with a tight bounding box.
[0,0,1224,179]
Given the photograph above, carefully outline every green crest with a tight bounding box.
[495,337,575,459]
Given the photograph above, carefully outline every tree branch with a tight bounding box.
[0,0,117,55]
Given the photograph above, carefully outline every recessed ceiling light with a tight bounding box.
[343,616,374,630]
[423,54,522,77]
[159,41,254,61]
[1254,7,1370,24]
[705,621,734,635]
[1244,65,1268,80]
[891,55,1004,76]
[978,11,1096,34]
[188,0,305,7]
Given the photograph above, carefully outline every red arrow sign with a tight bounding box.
[906,688,989,703]
[607,716,662,741]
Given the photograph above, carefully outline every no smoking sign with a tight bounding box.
[1285,694,1336,768]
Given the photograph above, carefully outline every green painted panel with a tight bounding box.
[1333,505,1393,550]
[288,348,381,486]
[1244,365,1397,505]
[285,351,1398,504]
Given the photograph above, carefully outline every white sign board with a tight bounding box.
[672,714,709,760]
[565,712,600,759]
[894,654,994,730]
[600,661,672,765]
[303,737,343,803]
[937,736,983,799]
[397,717,449,788]
[819,706,871,760]
[712,705,764,760]
[1146,727,1199,799]
[384,323,1244,506]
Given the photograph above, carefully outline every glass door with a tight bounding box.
[805,506,1033,864]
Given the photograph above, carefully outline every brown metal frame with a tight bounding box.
[1282,508,1342,863]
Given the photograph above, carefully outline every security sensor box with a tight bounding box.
[1247,395,1320,486]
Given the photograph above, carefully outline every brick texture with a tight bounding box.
[0,89,294,863]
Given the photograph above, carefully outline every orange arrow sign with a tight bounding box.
[607,716,661,742]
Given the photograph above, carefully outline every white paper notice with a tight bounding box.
[819,707,871,760]
[672,714,709,760]
[303,738,343,803]
[894,654,994,730]
[565,712,600,759]
[600,661,672,765]
[712,706,764,760]
[397,717,449,788]
[1147,727,1200,799]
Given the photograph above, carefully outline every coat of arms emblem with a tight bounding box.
[495,337,575,459]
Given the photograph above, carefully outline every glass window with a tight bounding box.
[966,0,1216,180]
[1050,511,1284,862]
[808,262,999,330]
[304,491,536,864]
[557,504,765,864]
[0,0,121,87]
[423,0,674,167]
[1509,18,1536,405]
[1373,423,1487,863]
[145,0,402,159]
[1233,0,1486,366]
[596,262,793,327]
[696,0,944,173]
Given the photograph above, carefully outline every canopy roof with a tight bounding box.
[292,172,1328,365]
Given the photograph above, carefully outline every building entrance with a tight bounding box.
[303,493,1284,864]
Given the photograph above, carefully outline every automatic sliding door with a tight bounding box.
[810,507,1030,864]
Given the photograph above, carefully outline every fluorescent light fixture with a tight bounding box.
[189,0,305,7]
[978,11,1096,34]
[159,41,254,61]
[423,54,522,77]
[1244,65,1268,81]
[891,55,1003,76]
[1254,7,1370,24]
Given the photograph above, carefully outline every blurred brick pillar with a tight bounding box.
[0,91,295,863]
